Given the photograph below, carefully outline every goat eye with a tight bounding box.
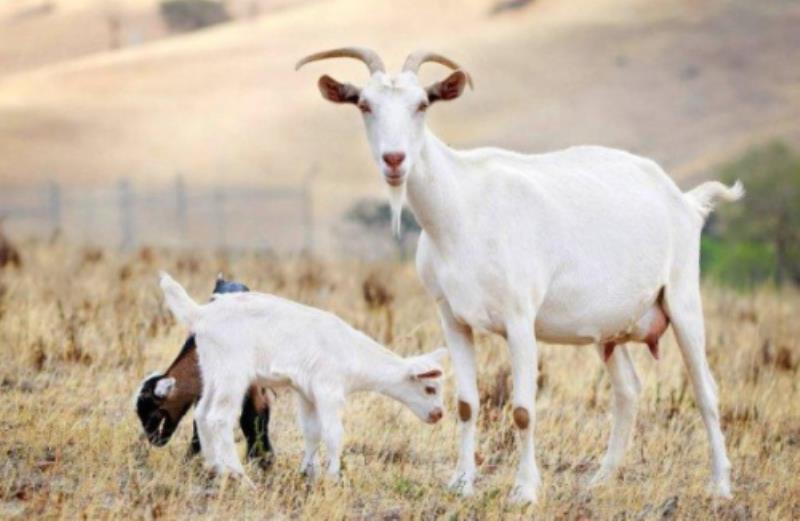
[417,101,429,113]
[358,101,371,114]
[425,386,436,395]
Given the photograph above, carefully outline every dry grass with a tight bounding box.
[0,240,799,519]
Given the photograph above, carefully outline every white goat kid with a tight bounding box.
[297,47,744,503]
[159,272,446,480]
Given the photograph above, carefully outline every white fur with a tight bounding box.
[158,273,446,479]
[307,58,744,503]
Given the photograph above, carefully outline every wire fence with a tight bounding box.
[0,176,315,253]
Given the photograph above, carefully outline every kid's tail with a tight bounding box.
[159,271,201,329]
[685,180,744,219]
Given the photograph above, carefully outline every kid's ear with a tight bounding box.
[154,377,176,399]
[415,369,443,380]
[407,352,445,379]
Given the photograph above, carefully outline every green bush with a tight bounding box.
[703,141,800,286]
[701,237,776,288]
[346,199,421,238]
[346,199,421,259]
[159,0,230,32]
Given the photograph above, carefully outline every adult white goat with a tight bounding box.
[297,47,743,504]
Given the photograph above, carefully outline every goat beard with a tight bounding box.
[388,183,406,238]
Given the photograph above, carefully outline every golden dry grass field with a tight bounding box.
[0,240,798,519]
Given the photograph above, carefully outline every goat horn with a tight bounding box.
[295,47,385,74]
[402,50,473,89]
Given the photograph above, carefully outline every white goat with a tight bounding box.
[158,272,446,480]
[297,47,744,503]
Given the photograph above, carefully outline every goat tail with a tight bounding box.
[684,180,744,219]
[159,271,201,329]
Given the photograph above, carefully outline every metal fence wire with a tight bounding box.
[0,176,314,252]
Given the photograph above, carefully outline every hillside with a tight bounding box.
[0,0,308,76]
[0,0,798,217]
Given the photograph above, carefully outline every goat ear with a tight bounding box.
[415,369,442,380]
[426,71,469,104]
[154,377,176,399]
[407,353,444,380]
[318,75,360,104]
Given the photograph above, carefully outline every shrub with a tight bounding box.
[346,200,421,238]
[701,237,776,288]
[345,200,421,259]
[703,141,800,286]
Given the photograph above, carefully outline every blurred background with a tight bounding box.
[0,0,798,284]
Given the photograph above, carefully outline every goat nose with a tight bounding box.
[382,152,405,168]
[428,408,443,423]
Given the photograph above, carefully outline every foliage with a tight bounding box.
[346,199,421,259]
[700,237,776,288]
[346,199,421,237]
[704,141,800,286]
[159,0,230,32]
[0,222,21,268]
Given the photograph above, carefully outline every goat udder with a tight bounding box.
[603,303,670,362]
[642,306,669,359]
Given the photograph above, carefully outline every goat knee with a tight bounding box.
[513,406,530,430]
[458,400,474,422]
[616,383,640,405]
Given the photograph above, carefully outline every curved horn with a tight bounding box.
[402,50,473,89]
[295,47,385,75]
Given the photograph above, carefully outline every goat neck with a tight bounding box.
[346,340,408,396]
[406,129,466,249]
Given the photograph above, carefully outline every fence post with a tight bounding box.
[175,175,188,240]
[119,178,134,250]
[214,187,226,250]
[47,181,61,232]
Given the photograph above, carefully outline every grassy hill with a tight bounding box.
[0,0,798,221]
[0,0,165,76]
[0,0,307,76]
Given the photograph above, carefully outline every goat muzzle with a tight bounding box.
[143,410,178,446]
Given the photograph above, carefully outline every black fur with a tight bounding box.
[212,276,249,295]
[136,374,182,447]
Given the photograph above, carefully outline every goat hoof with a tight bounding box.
[238,474,256,490]
[204,466,221,481]
[508,482,537,505]
[709,479,732,499]
[300,458,322,480]
[253,453,274,471]
[447,472,475,496]
[587,466,613,488]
